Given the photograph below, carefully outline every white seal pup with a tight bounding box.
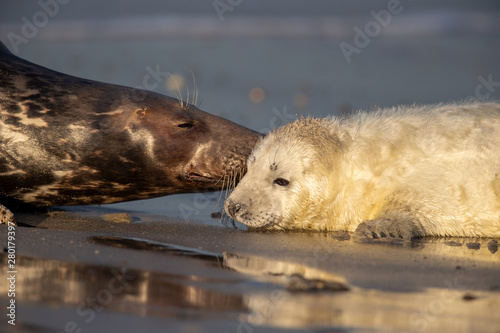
[225,102,500,240]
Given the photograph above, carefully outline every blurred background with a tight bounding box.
[1,0,499,219]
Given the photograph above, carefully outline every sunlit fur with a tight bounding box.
[225,102,500,238]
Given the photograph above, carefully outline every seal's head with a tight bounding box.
[224,118,345,230]
[0,42,261,206]
[113,91,260,194]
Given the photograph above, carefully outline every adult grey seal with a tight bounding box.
[0,42,260,224]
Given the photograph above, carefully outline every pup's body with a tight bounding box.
[225,102,500,239]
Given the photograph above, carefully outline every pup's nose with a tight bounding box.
[225,200,247,219]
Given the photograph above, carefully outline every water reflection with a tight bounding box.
[223,252,349,292]
[92,236,224,262]
[0,253,247,319]
[1,236,498,332]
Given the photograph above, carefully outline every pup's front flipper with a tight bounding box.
[354,216,425,241]
[1,204,16,226]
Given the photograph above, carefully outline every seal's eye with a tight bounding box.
[273,178,290,187]
[177,122,194,129]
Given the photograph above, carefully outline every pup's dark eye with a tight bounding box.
[273,178,290,187]
[177,122,194,129]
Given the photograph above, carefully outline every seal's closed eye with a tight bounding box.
[177,122,194,129]
[273,178,289,186]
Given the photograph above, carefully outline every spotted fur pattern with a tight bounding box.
[0,42,260,221]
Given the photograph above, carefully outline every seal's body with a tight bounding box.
[225,102,500,239]
[0,42,260,222]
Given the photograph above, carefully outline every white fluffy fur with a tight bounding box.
[225,102,500,239]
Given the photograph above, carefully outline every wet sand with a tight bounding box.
[0,209,499,332]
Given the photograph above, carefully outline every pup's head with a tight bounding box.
[224,118,343,230]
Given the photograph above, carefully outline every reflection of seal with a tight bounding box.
[225,103,500,240]
[0,42,260,223]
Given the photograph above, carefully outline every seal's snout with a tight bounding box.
[225,200,247,220]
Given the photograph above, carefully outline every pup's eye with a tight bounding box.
[273,178,290,187]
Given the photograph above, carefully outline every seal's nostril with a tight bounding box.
[234,203,242,213]
[227,201,246,219]
[227,202,238,218]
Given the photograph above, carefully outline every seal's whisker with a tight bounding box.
[195,85,199,107]
[214,172,226,210]
[219,169,240,229]
[167,72,184,109]
[230,169,236,191]
[233,167,240,188]
[197,97,204,108]
[228,170,234,190]
[224,173,232,199]
[214,171,225,186]
[190,72,199,107]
